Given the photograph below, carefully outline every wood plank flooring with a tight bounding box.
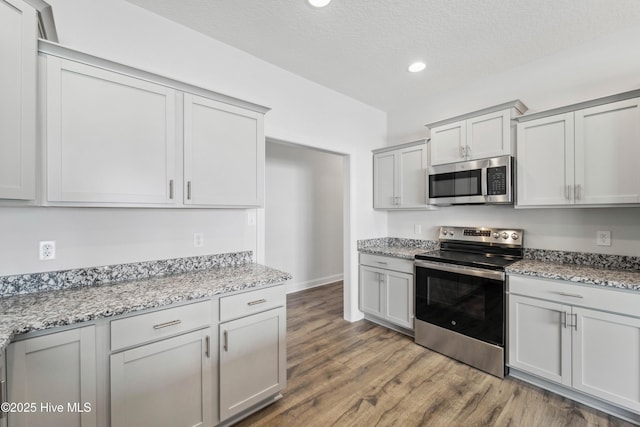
[236,282,635,427]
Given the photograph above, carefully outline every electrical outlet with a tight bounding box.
[247,211,257,226]
[414,224,422,235]
[39,241,56,260]
[193,233,204,248]
[596,230,611,247]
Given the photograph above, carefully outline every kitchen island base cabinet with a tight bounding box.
[5,326,97,427]
[110,328,212,427]
[508,275,640,419]
[219,307,286,422]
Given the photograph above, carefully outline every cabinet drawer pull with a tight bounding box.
[375,261,388,265]
[152,319,182,329]
[554,291,584,299]
[205,335,210,358]
[247,299,267,306]
[223,330,228,352]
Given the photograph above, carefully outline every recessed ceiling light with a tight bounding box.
[408,62,426,73]
[308,0,331,7]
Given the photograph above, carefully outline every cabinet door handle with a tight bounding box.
[205,335,210,358]
[572,313,578,331]
[169,179,174,199]
[459,146,465,158]
[554,291,584,299]
[187,181,192,200]
[223,330,228,352]
[247,299,267,306]
[575,184,582,201]
[563,311,568,328]
[152,319,182,329]
[565,185,571,201]
[465,145,470,158]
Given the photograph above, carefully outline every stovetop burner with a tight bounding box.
[414,226,524,271]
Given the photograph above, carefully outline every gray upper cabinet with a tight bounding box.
[516,92,640,207]
[427,101,527,166]
[0,0,37,201]
[184,94,265,207]
[39,42,268,208]
[44,56,178,206]
[373,140,428,209]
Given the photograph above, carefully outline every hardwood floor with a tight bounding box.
[236,282,634,427]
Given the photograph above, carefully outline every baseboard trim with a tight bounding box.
[286,274,343,294]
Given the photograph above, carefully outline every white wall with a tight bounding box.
[386,24,640,256]
[1,0,387,321]
[0,208,256,276]
[265,141,343,293]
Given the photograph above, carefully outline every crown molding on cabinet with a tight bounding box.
[38,40,270,115]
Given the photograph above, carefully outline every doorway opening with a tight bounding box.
[264,139,346,296]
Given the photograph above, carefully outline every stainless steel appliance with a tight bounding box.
[427,155,513,205]
[414,226,524,378]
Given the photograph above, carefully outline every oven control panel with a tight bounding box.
[439,226,524,246]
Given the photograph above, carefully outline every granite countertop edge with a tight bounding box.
[357,237,640,292]
[0,263,292,353]
[506,260,640,292]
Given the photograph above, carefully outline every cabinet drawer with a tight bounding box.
[359,253,414,274]
[220,285,285,322]
[508,274,640,318]
[111,300,212,351]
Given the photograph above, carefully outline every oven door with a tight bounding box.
[414,260,505,346]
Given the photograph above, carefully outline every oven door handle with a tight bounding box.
[414,260,505,281]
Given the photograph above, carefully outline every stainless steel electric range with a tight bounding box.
[414,226,524,378]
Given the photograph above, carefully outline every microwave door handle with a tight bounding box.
[481,166,488,199]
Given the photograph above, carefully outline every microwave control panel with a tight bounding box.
[487,166,507,195]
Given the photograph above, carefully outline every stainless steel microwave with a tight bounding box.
[427,155,513,205]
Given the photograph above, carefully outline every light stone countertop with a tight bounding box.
[357,237,438,260]
[506,259,640,293]
[0,263,291,353]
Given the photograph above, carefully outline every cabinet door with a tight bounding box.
[466,109,511,160]
[516,113,574,206]
[1,350,6,427]
[574,98,640,205]
[184,94,265,207]
[0,0,36,200]
[430,120,466,166]
[373,151,396,208]
[110,328,212,427]
[219,307,286,421]
[398,145,427,208]
[508,295,571,386]
[359,266,385,317]
[6,326,97,427]
[572,307,640,412]
[385,270,414,329]
[45,56,177,205]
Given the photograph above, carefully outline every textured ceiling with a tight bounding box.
[125,0,640,113]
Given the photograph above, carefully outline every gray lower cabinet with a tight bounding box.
[3,283,287,427]
[5,326,98,427]
[359,253,414,331]
[110,328,213,427]
[218,288,287,422]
